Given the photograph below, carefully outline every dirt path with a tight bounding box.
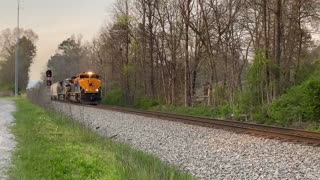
[0,99,16,179]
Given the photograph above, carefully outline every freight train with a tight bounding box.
[50,71,102,104]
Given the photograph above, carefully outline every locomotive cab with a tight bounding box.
[71,72,102,103]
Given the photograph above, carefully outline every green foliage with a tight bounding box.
[10,98,193,179]
[236,90,254,114]
[47,36,85,82]
[58,37,82,56]
[102,88,125,106]
[295,46,320,84]
[131,38,140,52]
[219,104,233,118]
[295,61,320,84]
[247,51,268,86]
[0,84,14,91]
[152,105,233,119]
[251,106,269,124]
[116,15,130,26]
[236,51,270,116]
[269,75,320,126]
[212,84,228,106]
[153,105,219,118]
[0,36,37,93]
[123,64,136,76]
[134,97,160,109]
[306,126,320,132]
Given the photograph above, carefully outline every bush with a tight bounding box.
[269,76,320,126]
[174,106,221,118]
[152,104,234,119]
[219,104,233,119]
[102,88,125,106]
[134,97,159,109]
[252,106,270,124]
[235,51,270,118]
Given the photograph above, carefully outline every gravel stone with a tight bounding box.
[52,102,320,180]
[0,100,16,180]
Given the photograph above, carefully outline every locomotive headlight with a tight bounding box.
[96,89,99,92]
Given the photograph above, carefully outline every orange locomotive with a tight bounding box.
[50,71,102,104]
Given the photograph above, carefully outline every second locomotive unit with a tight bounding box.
[50,71,102,104]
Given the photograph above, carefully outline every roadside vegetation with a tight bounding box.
[2,0,319,144]
[19,0,319,132]
[0,29,38,95]
[102,87,320,132]
[9,98,193,180]
[89,1,319,132]
[101,58,320,131]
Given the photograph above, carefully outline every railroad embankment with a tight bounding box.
[9,98,192,179]
[51,100,320,180]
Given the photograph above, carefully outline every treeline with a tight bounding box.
[45,0,320,125]
[0,28,38,94]
[46,35,94,82]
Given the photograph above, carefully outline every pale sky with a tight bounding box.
[0,0,116,82]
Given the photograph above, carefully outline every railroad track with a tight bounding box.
[53,100,320,146]
[94,105,320,146]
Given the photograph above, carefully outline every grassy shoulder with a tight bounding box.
[9,98,194,180]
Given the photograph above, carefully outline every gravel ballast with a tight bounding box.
[52,102,320,180]
[0,100,16,180]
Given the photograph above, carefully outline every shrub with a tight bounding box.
[252,106,270,124]
[134,97,159,109]
[102,88,125,106]
[152,104,234,119]
[269,76,320,126]
[174,106,220,118]
[212,84,228,106]
[236,51,270,117]
[219,104,233,119]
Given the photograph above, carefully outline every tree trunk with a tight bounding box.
[295,0,302,84]
[142,0,148,95]
[275,0,282,97]
[263,0,271,104]
[125,0,130,103]
[184,0,192,107]
[147,1,155,98]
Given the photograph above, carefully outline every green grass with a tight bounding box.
[151,105,217,117]
[305,124,320,132]
[151,105,233,119]
[9,98,194,180]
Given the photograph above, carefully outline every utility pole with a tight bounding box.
[15,0,20,96]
